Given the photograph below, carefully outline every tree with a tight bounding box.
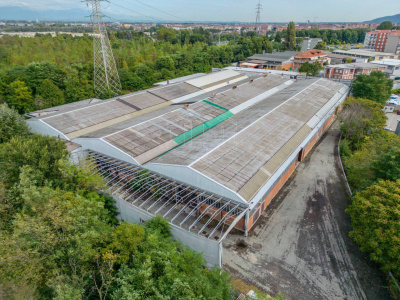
[0,103,29,144]
[64,77,94,103]
[154,56,175,71]
[352,71,393,104]
[108,222,145,264]
[0,134,69,188]
[112,227,231,300]
[371,146,400,182]
[377,21,393,30]
[314,42,327,50]
[298,61,323,76]
[0,176,114,298]
[346,180,400,279]
[3,80,34,114]
[118,69,145,91]
[340,97,387,151]
[36,79,65,109]
[341,129,400,190]
[275,31,282,43]
[285,22,296,50]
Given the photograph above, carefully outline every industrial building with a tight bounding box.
[333,49,399,61]
[243,51,299,70]
[27,70,350,266]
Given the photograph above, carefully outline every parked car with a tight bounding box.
[397,110,400,115]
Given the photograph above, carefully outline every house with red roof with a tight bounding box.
[293,50,330,70]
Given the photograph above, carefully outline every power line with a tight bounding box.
[124,0,190,22]
[107,0,164,22]
[255,0,262,36]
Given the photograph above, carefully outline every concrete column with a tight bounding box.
[244,211,250,237]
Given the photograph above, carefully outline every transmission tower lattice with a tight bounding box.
[255,0,262,36]
[86,0,121,98]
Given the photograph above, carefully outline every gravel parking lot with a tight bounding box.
[223,123,392,300]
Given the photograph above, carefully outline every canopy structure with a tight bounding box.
[77,150,249,242]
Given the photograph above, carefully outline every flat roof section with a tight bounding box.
[148,82,201,101]
[209,75,290,110]
[248,51,299,63]
[155,73,205,86]
[186,70,247,89]
[26,98,102,118]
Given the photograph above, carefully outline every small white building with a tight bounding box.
[370,59,400,79]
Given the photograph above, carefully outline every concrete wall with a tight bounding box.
[27,119,69,140]
[73,138,138,165]
[113,195,223,268]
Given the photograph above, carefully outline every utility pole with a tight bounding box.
[86,0,121,98]
[255,0,262,36]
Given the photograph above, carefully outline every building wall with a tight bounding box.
[324,66,385,80]
[279,62,294,71]
[246,107,338,231]
[384,35,400,54]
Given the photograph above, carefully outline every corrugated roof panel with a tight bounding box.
[148,82,201,101]
[186,70,247,89]
[189,79,346,195]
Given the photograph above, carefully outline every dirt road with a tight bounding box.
[223,124,391,299]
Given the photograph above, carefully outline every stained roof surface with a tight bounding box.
[35,70,247,139]
[152,78,348,201]
[28,70,349,204]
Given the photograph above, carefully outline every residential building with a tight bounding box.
[363,30,400,52]
[26,70,349,267]
[293,50,330,69]
[333,49,399,60]
[384,34,400,54]
[244,51,299,71]
[324,62,386,80]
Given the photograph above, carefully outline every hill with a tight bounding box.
[366,14,400,24]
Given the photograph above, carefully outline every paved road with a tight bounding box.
[223,123,392,300]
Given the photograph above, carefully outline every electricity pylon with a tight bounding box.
[255,0,262,36]
[86,0,121,98]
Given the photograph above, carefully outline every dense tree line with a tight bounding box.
[280,27,369,45]
[339,73,400,292]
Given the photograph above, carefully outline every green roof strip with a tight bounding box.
[202,100,229,111]
[173,111,233,145]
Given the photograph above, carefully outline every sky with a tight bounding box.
[0,0,398,23]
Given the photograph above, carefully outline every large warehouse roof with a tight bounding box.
[27,70,349,207]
